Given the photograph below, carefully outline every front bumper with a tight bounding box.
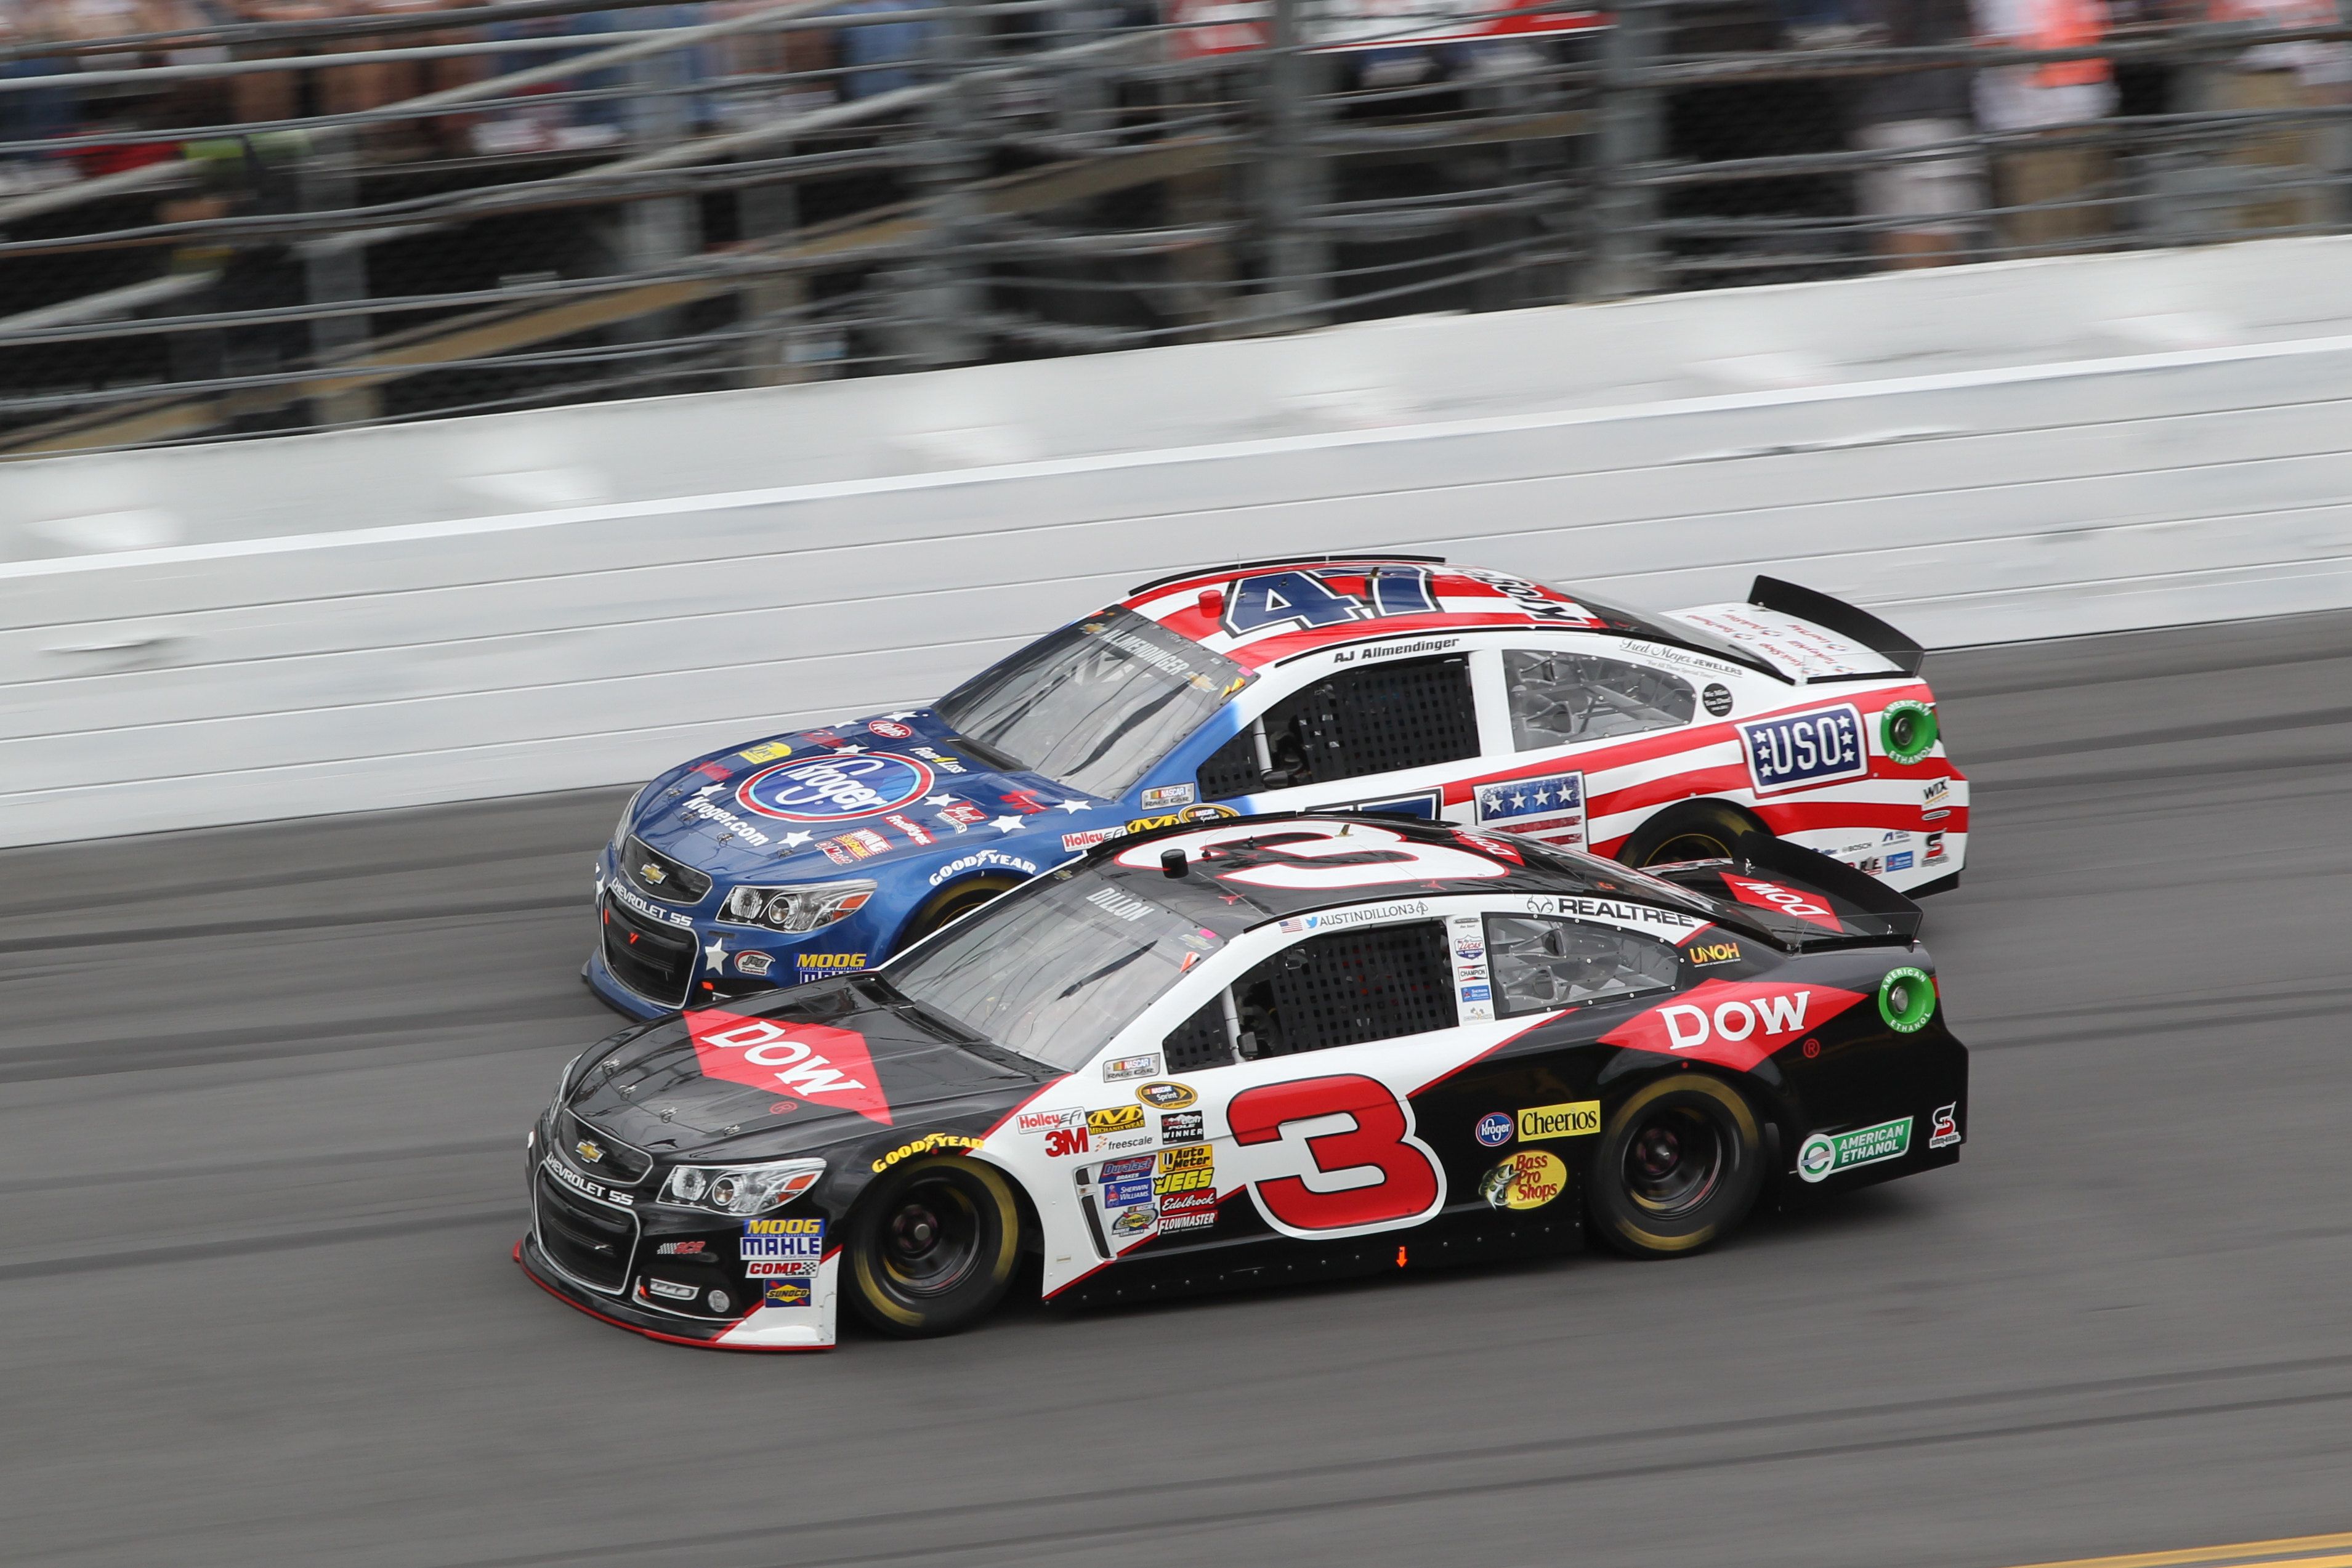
[586,847,878,1020]
[520,1121,841,1350]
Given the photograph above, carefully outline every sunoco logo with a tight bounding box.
[736,754,934,823]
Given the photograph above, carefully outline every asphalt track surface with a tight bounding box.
[7,611,2352,1568]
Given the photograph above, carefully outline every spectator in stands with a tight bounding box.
[0,3,79,194]
[1851,0,1984,265]
[2204,0,2351,232]
[827,0,932,100]
[1971,0,2117,254]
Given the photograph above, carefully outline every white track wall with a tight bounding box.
[6,238,2352,847]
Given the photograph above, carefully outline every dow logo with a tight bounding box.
[736,753,934,822]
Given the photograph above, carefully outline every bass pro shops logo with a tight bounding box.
[735,754,936,823]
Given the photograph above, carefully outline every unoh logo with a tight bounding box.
[1738,703,1867,793]
[736,753,933,822]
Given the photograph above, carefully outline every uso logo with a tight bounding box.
[737,753,934,822]
[1738,703,1867,794]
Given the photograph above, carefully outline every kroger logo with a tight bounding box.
[1474,1112,1512,1148]
[737,753,934,822]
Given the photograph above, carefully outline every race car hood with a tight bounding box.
[621,709,1118,884]
[561,976,1049,1160]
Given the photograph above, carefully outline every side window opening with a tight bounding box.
[1162,996,1237,1072]
[1484,915,1679,1017]
[1503,650,1694,751]
[1198,654,1478,801]
[1226,921,1454,1058]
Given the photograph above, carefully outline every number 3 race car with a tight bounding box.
[522,814,1968,1349]
[586,556,1967,1020]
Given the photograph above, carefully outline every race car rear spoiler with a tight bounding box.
[1749,577,1925,679]
[1652,835,1925,946]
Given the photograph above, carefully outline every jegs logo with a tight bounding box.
[736,753,935,822]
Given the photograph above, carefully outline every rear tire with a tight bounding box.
[1618,801,1766,870]
[1587,1073,1765,1257]
[844,1157,1020,1337]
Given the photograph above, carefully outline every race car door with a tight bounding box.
[1465,640,1715,851]
[1190,651,1491,825]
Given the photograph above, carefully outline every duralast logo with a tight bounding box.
[1687,941,1742,966]
[1516,1101,1599,1141]
[870,1133,985,1173]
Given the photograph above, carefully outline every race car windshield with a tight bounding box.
[936,609,1252,800]
[886,872,1221,1071]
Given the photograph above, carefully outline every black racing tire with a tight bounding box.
[844,1157,1021,1338]
[1617,801,1768,870]
[1587,1073,1766,1258]
[902,876,1024,944]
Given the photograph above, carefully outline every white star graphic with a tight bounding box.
[693,783,722,799]
[703,936,727,970]
[925,794,960,807]
[1055,798,1091,814]
[991,815,1024,833]
[780,831,813,849]
[833,744,865,755]
[884,710,919,721]
[1509,791,1527,809]
[1532,787,1551,806]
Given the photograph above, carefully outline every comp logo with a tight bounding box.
[735,754,934,822]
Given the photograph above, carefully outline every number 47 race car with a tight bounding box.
[586,554,1966,1021]
[522,814,1967,1349]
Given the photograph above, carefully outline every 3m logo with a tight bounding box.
[682,1009,892,1126]
[1721,875,1843,934]
[1600,979,1869,1072]
[1044,1126,1090,1159]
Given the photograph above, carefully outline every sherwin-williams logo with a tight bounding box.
[736,753,934,822]
[1516,1101,1600,1141]
[1739,704,1867,793]
[1796,1118,1913,1182]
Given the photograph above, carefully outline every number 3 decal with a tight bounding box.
[1227,1073,1445,1237]
[1112,820,1504,889]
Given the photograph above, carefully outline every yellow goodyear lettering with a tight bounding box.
[870,1133,985,1173]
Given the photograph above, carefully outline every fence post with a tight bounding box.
[1259,0,1328,331]
[300,132,377,428]
[899,0,987,368]
[1586,0,1664,299]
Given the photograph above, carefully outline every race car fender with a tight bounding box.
[713,1248,841,1350]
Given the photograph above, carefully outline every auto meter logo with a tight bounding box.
[735,753,934,823]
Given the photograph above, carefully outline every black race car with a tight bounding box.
[520,814,1966,1348]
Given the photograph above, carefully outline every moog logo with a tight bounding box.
[736,754,934,822]
[1739,704,1867,793]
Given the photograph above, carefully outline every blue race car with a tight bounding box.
[586,555,1963,1019]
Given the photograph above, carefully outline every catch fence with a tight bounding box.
[1,0,2346,456]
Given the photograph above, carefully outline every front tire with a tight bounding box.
[1587,1073,1765,1257]
[844,1157,1020,1337]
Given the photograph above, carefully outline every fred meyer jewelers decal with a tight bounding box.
[1796,1117,1912,1182]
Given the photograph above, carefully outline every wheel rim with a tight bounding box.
[1622,1104,1729,1219]
[1641,830,1731,866]
[878,1174,985,1299]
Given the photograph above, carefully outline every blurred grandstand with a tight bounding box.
[0,0,2346,456]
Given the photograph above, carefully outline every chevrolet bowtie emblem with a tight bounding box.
[637,862,666,884]
[576,1140,605,1163]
